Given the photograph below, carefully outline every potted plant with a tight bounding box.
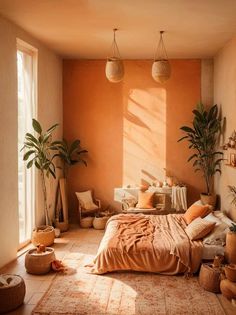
[22,119,59,244]
[52,139,88,231]
[178,103,223,206]
[225,185,236,264]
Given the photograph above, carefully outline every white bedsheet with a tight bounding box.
[202,244,225,260]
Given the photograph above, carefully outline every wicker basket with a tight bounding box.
[93,216,109,230]
[80,217,94,228]
[199,263,221,293]
[32,225,55,246]
[152,60,171,83]
[25,247,55,275]
[0,274,25,314]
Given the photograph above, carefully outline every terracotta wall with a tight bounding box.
[63,59,204,220]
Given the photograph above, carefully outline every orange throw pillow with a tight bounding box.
[136,191,154,209]
[184,204,212,225]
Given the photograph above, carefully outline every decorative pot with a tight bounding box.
[93,216,109,230]
[25,247,55,275]
[105,57,124,83]
[220,279,236,300]
[152,60,171,83]
[80,217,94,228]
[225,232,236,264]
[0,274,25,314]
[200,193,217,208]
[31,225,55,246]
[224,264,236,282]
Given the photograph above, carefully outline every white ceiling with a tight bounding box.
[1,0,236,59]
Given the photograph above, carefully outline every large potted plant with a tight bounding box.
[52,139,88,231]
[225,185,236,264]
[22,119,59,245]
[178,103,223,206]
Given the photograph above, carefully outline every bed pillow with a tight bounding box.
[185,217,216,241]
[203,213,222,225]
[203,221,229,246]
[214,211,235,226]
[184,204,212,224]
[75,190,99,211]
[136,191,154,209]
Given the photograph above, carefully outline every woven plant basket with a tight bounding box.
[199,264,221,293]
[152,60,171,83]
[105,57,124,83]
[32,225,55,246]
[0,274,25,314]
[25,247,55,275]
[93,216,109,230]
[80,217,94,228]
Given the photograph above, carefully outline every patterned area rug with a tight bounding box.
[33,252,225,315]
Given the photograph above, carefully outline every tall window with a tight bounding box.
[17,39,37,247]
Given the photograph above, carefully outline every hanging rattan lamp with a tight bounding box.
[152,31,171,83]
[105,28,124,83]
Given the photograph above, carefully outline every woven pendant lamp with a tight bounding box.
[152,31,171,83]
[105,28,124,83]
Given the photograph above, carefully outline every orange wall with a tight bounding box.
[63,59,204,220]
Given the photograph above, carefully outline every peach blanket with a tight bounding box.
[89,213,203,275]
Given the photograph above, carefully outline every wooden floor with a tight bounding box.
[0,225,235,315]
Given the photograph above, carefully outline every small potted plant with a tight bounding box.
[225,185,236,264]
[178,103,223,207]
[22,119,59,245]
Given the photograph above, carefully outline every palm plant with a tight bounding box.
[22,119,59,225]
[52,139,88,178]
[178,103,223,195]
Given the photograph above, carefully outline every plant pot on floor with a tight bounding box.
[200,193,217,208]
[225,232,236,264]
[31,225,55,247]
[25,247,55,275]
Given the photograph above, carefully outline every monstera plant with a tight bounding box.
[22,119,59,225]
[178,103,223,206]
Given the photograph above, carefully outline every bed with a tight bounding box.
[88,213,203,275]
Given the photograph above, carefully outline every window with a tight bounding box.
[17,39,38,248]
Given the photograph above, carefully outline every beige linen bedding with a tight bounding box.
[89,213,203,275]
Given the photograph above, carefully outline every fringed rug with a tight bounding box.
[33,252,225,315]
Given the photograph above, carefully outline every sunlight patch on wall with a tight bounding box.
[123,87,166,186]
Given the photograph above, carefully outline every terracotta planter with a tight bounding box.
[225,232,236,264]
[200,193,217,208]
[220,279,236,300]
[225,264,236,282]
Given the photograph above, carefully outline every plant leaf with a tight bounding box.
[32,119,42,134]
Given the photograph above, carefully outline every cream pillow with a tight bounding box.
[75,190,99,211]
[185,217,216,241]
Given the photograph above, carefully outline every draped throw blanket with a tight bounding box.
[88,213,203,275]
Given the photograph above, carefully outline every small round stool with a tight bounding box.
[0,274,25,314]
[25,247,56,275]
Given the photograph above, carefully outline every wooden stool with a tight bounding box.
[199,263,221,293]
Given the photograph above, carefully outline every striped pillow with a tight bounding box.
[185,217,216,241]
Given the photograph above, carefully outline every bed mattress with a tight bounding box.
[88,213,203,275]
[202,244,225,260]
